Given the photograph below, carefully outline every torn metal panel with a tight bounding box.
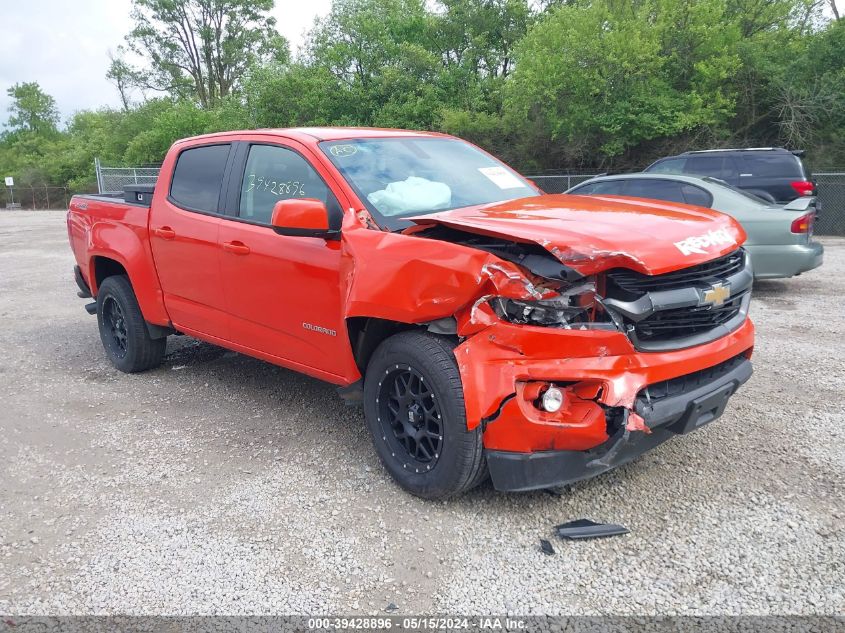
[339,213,552,328]
[454,317,755,441]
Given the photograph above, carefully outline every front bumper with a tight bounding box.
[486,355,752,491]
[746,241,824,279]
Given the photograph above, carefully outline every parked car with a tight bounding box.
[67,128,755,499]
[644,148,815,204]
[566,173,823,280]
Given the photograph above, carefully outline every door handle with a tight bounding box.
[153,226,176,240]
[223,241,250,255]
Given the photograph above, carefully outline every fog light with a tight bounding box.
[541,386,564,413]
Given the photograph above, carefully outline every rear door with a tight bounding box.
[216,138,350,379]
[150,143,233,339]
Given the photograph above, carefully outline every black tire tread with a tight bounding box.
[364,330,486,499]
[97,275,166,373]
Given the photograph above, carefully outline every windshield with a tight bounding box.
[319,137,538,230]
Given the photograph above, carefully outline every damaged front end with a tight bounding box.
[402,222,754,492]
[341,197,755,492]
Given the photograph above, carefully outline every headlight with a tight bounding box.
[491,278,620,330]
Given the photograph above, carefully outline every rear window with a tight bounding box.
[740,154,803,178]
[169,144,231,213]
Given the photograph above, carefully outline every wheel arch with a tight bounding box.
[346,316,459,375]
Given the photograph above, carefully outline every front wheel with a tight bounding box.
[96,275,166,373]
[363,331,487,499]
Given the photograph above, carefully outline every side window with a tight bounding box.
[624,179,686,204]
[680,184,713,207]
[170,144,231,213]
[570,183,597,194]
[684,155,726,178]
[586,180,628,195]
[239,145,331,224]
[647,158,686,174]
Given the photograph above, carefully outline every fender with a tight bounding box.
[87,212,170,326]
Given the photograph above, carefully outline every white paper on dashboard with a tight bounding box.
[478,166,524,190]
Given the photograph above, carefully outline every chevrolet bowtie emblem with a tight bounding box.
[702,283,731,307]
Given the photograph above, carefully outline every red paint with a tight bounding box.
[271,198,330,231]
[67,128,755,457]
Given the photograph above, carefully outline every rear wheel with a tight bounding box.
[96,275,166,373]
[363,331,486,499]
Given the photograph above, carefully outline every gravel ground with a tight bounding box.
[0,210,842,616]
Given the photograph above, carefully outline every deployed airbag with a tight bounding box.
[368,176,451,216]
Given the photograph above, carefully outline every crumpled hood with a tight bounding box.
[408,194,747,276]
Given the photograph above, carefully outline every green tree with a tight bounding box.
[119,0,289,108]
[506,0,741,166]
[4,82,60,135]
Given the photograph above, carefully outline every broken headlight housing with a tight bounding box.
[491,278,619,330]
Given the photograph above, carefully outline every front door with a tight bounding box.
[149,143,232,339]
[217,141,349,379]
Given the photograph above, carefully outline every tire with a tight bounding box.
[363,330,487,499]
[96,275,166,373]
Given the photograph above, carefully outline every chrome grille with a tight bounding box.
[602,249,751,351]
[633,291,747,342]
[608,249,744,294]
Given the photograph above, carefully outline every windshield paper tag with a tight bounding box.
[478,166,524,190]
[674,228,734,256]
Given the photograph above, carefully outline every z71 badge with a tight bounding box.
[674,228,734,256]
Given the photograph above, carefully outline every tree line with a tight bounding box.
[1,0,843,191]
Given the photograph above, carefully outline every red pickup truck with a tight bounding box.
[67,128,755,499]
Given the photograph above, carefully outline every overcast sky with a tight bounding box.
[1,0,842,127]
[0,0,333,125]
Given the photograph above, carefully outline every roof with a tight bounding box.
[280,127,449,141]
[173,127,450,146]
[679,147,803,155]
[572,173,716,186]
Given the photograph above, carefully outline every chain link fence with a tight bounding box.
[526,171,845,236]
[526,172,600,194]
[813,173,845,236]
[95,158,161,194]
[1,186,73,210]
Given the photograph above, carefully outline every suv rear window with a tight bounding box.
[740,154,803,178]
[170,144,231,213]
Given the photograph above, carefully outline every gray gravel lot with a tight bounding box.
[0,210,842,616]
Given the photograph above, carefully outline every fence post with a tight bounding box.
[95,157,103,194]
[45,185,50,209]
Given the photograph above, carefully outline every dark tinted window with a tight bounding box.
[571,180,627,195]
[647,157,686,174]
[684,155,733,179]
[624,179,687,204]
[239,145,331,224]
[170,144,231,212]
[680,184,713,207]
[740,154,803,178]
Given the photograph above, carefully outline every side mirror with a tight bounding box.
[270,198,338,239]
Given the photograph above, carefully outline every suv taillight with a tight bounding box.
[790,180,814,196]
[791,213,814,234]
